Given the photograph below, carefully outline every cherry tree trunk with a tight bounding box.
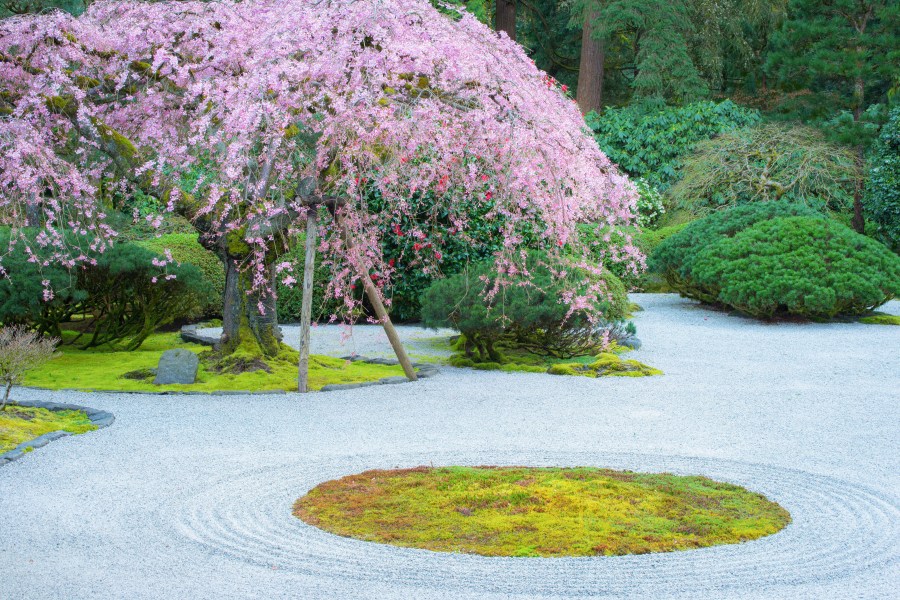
[495,0,516,41]
[220,256,282,357]
[577,8,605,115]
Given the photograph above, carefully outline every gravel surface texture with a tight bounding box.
[1,294,898,599]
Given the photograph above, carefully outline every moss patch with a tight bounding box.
[23,332,406,393]
[294,466,790,557]
[444,336,661,378]
[0,405,96,454]
[859,313,900,325]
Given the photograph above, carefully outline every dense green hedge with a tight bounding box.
[691,217,900,318]
[420,250,628,360]
[136,233,224,317]
[653,202,823,303]
[653,204,899,318]
[864,107,900,252]
[585,100,760,190]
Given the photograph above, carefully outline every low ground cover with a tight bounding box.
[294,466,790,557]
[23,332,405,393]
[859,313,900,325]
[0,405,96,454]
[445,337,662,378]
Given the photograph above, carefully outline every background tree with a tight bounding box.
[495,0,516,39]
[768,0,900,232]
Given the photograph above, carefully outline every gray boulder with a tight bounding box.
[154,349,199,385]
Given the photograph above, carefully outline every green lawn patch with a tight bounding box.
[1,405,96,454]
[859,313,900,326]
[23,332,406,393]
[294,466,790,557]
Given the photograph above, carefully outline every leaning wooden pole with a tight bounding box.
[336,214,417,381]
[297,208,319,393]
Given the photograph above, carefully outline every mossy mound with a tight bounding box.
[547,353,663,378]
[1,405,96,454]
[445,336,661,378]
[23,332,406,393]
[859,313,900,325]
[294,466,790,557]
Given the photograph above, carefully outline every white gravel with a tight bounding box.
[1,293,898,599]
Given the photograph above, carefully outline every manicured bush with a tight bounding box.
[652,201,823,303]
[420,250,629,359]
[0,229,213,349]
[585,100,761,190]
[136,233,225,317]
[669,123,860,215]
[864,107,900,251]
[79,244,214,349]
[689,217,900,318]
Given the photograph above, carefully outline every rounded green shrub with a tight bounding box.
[421,250,628,360]
[652,201,823,303]
[136,233,224,317]
[689,217,900,318]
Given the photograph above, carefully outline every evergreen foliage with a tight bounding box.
[0,229,213,348]
[136,233,225,317]
[670,123,860,214]
[420,250,628,360]
[864,107,900,251]
[690,216,900,318]
[586,100,760,190]
[652,201,823,303]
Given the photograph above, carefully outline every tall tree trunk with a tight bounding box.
[220,255,282,357]
[851,72,866,234]
[495,0,516,41]
[577,7,605,114]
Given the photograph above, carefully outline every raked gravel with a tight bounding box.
[1,293,898,600]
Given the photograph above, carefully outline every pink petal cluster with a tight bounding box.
[0,0,641,322]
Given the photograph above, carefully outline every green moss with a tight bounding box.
[859,313,900,325]
[294,466,791,557]
[444,336,661,378]
[225,228,251,256]
[23,332,406,393]
[1,406,97,454]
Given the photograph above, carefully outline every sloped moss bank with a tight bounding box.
[294,466,790,557]
[23,332,407,393]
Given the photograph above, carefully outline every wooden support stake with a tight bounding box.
[297,209,318,393]
[336,214,417,381]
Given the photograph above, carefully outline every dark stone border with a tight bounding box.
[0,400,114,467]
[320,357,440,391]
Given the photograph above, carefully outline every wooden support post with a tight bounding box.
[335,214,417,381]
[297,209,318,393]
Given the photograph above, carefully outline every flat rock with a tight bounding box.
[153,349,199,385]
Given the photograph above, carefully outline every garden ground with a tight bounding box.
[0,294,898,599]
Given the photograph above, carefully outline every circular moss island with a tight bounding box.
[293,466,791,557]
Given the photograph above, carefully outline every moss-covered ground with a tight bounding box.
[294,466,790,557]
[23,332,407,393]
[443,336,662,378]
[0,405,96,454]
[859,313,900,325]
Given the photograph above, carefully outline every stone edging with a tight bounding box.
[320,357,440,391]
[0,400,114,467]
